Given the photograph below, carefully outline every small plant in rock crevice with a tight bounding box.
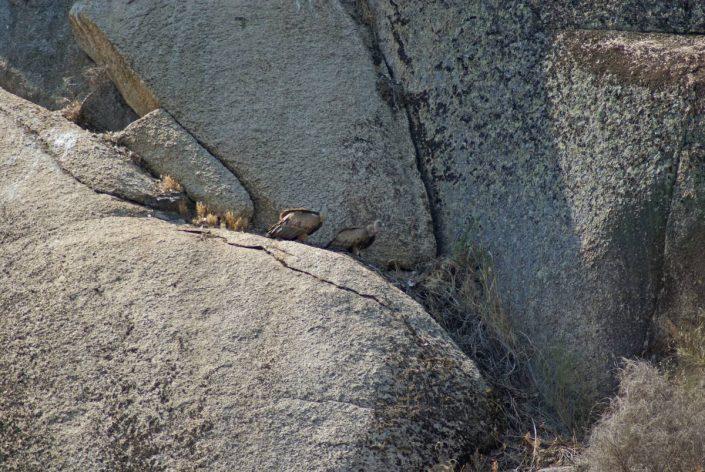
[158,175,183,194]
[60,99,83,124]
[192,202,248,232]
[389,239,583,471]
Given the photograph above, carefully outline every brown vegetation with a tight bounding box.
[60,99,82,124]
[585,360,705,472]
[223,210,248,232]
[394,243,582,471]
[191,202,248,231]
[158,175,183,194]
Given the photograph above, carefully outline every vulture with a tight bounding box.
[266,208,324,241]
[326,220,382,255]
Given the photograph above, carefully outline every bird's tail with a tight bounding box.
[266,223,281,238]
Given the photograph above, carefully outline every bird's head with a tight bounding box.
[368,220,383,235]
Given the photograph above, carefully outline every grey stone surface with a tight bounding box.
[69,0,436,267]
[0,0,93,109]
[117,109,254,220]
[0,87,178,211]
[0,88,493,470]
[657,130,705,351]
[366,0,705,409]
[79,79,138,132]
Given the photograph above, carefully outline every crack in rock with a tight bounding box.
[177,228,390,309]
[177,228,430,349]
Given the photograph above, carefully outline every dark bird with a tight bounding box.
[326,220,382,255]
[266,208,324,241]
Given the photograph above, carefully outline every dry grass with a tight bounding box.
[60,100,82,124]
[192,202,218,228]
[195,201,208,220]
[534,344,598,433]
[159,175,183,194]
[191,202,248,231]
[177,200,190,220]
[223,211,248,231]
[673,319,705,381]
[394,243,582,471]
[584,360,705,472]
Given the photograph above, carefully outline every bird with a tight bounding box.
[266,208,325,241]
[326,220,382,255]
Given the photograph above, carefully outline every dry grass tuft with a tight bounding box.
[192,202,218,227]
[674,319,705,380]
[223,211,249,231]
[159,175,183,194]
[585,360,705,472]
[60,100,83,124]
[191,202,248,231]
[394,243,582,470]
[195,201,208,220]
[204,213,219,227]
[177,200,190,219]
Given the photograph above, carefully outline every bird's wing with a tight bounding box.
[326,228,361,249]
[279,208,316,219]
[356,233,375,250]
[267,223,306,240]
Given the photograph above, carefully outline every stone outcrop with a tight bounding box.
[78,79,138,132]
[117,109,254,220]
[0,88,182,214]
[0,0,93,109]
[365,0,705,411]
[69,0,436,267]
[543,30,705,402]
[657,116,705,350]
[0,89,493,470]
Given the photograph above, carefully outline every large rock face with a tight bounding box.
[366,0,705,411]
[657,120,705,350]
[0,89,492,470]
[0,0,93,109]
[69,0,436,267]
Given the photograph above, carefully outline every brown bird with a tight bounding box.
[266,208,324,241]
[326,220,382,255]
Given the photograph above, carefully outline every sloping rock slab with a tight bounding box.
[117,109,254,220]
[0,91,493,470]
[69,0,436,267]
[0,87,180,211]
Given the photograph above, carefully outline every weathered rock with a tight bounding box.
[78,79,138,132]
[69,0,436,267]
[657,133,705,350]
[367,0,705,415]
[539,29,705,402]
[116,109,254,220]
[0,0,93,109]
[0,90,493,470]
[0,88,182,213]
